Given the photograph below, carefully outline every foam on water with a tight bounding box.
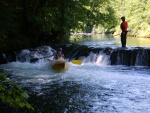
[0,60,150,113]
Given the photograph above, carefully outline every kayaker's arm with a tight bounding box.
[47,55,54,61]
[47,55,53,58]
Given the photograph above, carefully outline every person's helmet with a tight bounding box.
[57,48,62,51]
[121,16,125,20]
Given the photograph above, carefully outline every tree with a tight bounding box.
[111,0,150,37]
[0,0,118,53]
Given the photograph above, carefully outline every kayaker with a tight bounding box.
[47,48,64,61]
[120,16,128,48]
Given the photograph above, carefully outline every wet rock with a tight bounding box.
[0,52,16,64]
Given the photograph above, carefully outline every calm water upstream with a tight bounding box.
[70,34,150,47]
[0,35,150,113]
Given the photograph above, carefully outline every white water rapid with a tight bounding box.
[0,46,150,113]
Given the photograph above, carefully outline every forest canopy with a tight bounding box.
[0,0,150,53]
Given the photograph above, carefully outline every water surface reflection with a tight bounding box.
[70,34,150,47]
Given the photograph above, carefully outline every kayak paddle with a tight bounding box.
[71,60,82,65]
[30,57,45,63]
[30,55,53,63]
[30,57,82,65]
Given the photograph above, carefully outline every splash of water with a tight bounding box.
[81,51,110,65]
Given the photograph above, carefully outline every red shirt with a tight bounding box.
[120,21,128,32]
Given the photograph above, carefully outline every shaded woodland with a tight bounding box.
[0,0,150,53]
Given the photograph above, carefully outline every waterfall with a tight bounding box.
[106,48,150,66]
[80,51,110,65]
[135,49,150,66]
[62,44,150,66]
[16,49,30,62]
[0,45,150,66]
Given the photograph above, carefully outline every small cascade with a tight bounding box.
[96,53,110,65]
[0,44,150,66]
[27,46,55,63]
[110,49,137,65]
[81,51,110,65]
[16,49,30,62]
[62,44,150,66]
[0,46,55,63]
[110,48,150,66]
[135,49,150,66]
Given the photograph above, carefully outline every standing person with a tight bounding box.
[120,16,128,47]
[47,47,64,61]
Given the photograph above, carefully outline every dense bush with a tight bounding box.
[0,72,34,110]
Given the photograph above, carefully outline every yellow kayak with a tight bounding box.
[52,61,69,72]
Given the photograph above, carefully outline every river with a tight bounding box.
[0,35,150,113]
[70,34,150,47]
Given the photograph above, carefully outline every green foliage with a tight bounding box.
[64,0,117,33]
[0,0,118,50]
[0,72,34,110]
[1,0,150,53]
[111,0,150,37]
